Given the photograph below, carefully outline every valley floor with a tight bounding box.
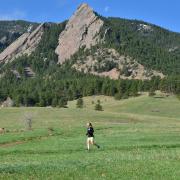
[0,94,180,179]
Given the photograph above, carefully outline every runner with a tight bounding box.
[86,123,100,150]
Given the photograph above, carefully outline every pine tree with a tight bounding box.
[95,100,103,111]
[149,88,156,96]
[58,97,68,108]
[52,97,58,107]
[114,92,122,100]
[76,98,84,108]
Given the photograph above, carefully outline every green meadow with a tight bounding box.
[0,94,180,180]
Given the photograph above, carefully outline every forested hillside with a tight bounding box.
[0,22,179,107]
[100,17,180,75]
[0,6,179,107]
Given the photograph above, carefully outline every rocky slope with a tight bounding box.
[72,48,164,80]
[0,20,38,52]
[0,23,44,64]
[55,3,104,64]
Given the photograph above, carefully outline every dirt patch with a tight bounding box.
[94,119,139,126]
[0,134,55,148]
[0,141,25,148]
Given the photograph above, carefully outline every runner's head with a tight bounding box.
[87,122,92,127]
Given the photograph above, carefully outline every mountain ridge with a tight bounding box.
[2,3,179,79]
[0,23,45,64]
[0,3,179,107]
[0,3,180,78]
[0,20,39,53]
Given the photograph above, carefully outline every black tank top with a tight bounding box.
[87,127,94,137]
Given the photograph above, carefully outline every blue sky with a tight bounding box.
[0,0,179,32]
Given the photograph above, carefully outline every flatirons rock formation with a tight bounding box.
[55,3,104,64]
[0,23,44,64]
[0,3,169,80]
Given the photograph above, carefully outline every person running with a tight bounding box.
[86,122,100,150]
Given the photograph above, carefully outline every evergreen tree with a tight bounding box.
[95,100,103,111]
[76,98,84,108]
[149,88,156,96]
[52,97,58,107]
[58,97,68,108]
[114,92,122,100]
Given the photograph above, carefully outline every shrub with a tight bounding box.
[177,94,180,100]
[76,98,84,108]
[114,93,122,100]
[95,100,103,111]
[58,97,68,108]
[149,89,156,97]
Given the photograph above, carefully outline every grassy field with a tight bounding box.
[0,93,180,179]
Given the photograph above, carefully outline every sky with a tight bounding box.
[0,0,179,33]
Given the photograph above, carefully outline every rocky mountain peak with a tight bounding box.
[0,23,45,64]
[77,3,90,11]
[55,3,104,64]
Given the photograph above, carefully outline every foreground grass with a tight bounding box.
[0,94,180,179]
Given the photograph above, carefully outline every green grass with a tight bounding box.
[0,94,180,179]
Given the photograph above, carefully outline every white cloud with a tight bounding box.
[104,6,110,12]
[0,10,26,20]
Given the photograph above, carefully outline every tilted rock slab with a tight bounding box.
[0,23,44,64]
[55,3,104,64]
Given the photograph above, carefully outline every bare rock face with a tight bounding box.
[1,97,14,107]
[55,3,104,64]
[0,23,44,64]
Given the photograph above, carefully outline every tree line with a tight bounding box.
[0,68,179,107]
[0,21,179,107]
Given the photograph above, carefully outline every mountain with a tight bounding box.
[0,3,179,106]
[101,17,180,76]
[1,3,179,78]
[54,3,164,80]
[0,20,38,53]
[55,3,104,64]
[56,3,179,78]
[0,23,44,64]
